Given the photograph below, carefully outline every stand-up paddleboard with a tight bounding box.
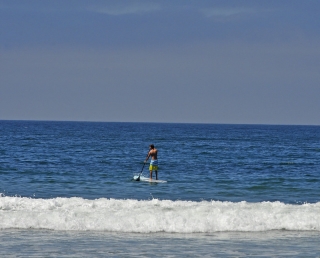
[133,175,167,183]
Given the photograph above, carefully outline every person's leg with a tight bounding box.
[150,170,152,179]
[155,170,158,180]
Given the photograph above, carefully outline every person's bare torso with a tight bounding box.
[149,148,158,160]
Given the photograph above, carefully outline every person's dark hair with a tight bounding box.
[150,144,154,149]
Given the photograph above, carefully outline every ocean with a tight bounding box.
[0,121,319,257]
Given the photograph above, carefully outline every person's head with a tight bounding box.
[149,144,154,149]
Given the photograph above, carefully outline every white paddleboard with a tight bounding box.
[133,175,167,183]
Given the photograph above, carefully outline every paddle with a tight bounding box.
[135,162,146,181]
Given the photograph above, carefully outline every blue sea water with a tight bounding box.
[1,121,320,257]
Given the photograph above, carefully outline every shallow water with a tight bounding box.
[1,230,319,257]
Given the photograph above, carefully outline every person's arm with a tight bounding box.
[145,151,151,162]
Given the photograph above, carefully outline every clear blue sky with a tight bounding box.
[1,0,319,125]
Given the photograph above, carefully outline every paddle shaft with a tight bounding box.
[136,162,147,181]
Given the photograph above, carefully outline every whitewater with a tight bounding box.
[1,196,319,233]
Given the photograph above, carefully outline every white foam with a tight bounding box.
[0,196,319,233]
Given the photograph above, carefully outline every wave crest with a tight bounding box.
[1,197,319,233]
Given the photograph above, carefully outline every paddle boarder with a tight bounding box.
[145,144,158,180]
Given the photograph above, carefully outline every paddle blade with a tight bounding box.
[133,175,141,181]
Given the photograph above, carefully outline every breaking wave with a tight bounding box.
[1,196,319,233]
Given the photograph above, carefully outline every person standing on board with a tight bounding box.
[145,144,158,180]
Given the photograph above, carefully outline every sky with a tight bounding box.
[0,0,319,125]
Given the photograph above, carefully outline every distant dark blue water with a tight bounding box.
[1,121,319,203]
[1,121,320,257]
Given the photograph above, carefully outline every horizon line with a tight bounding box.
[1,119,319,127]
